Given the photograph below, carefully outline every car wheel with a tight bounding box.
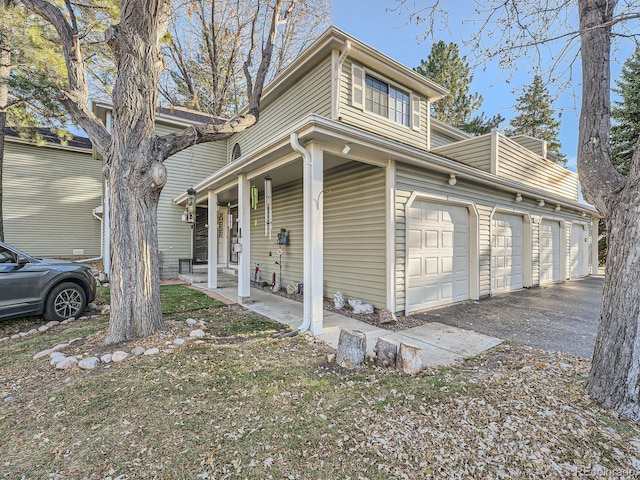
[44,282,87,321]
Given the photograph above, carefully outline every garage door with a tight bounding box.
[570,224,585,278]
[407,201,470,312]
[540,220,560,283]
[492,213,524,293]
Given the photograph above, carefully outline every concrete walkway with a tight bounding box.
[194,283,502,367]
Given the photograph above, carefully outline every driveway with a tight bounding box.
[413,276,604,359]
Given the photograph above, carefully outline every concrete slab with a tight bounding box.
[196,280,502,367]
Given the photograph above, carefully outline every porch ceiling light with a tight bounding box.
[515,193,523,202]
[555,205,561,211]
[448,173,457,186]
[538,199,545,207]
[342,143,351,155]
[581,212,587,217]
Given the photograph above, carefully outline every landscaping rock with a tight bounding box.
[144,347,159,356]
[0,337,8,343]
[78,357,100,370]
[46,321,60,327]
[56,357,78,370]
[189,329,205,338]
[28,329,38,335]
[38,325,50,333]
[34,348,54,360]
[50,352,66,365]
[186,318,198,326]
[131,347,145,356]
[101,353,113,363]
[379,308,397,324]
[173,338,185,345]
[68,338,83,345]
[112,351,128,362]
[19,332,29,337]
[10,334,20,340]
[88,302,98,311]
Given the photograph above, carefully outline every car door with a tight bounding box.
[0,246,45,317]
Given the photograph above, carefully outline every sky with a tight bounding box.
[332,0,635,174]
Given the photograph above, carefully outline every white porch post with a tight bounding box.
[304,143,324,335]
[237,174,251,302]
[592,217,599,275]
[207,191,218,289]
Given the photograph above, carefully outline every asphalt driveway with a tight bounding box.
[413,276,604,359]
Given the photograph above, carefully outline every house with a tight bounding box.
[168,26,598,334]
[3,127,102,258]
[5,26,597,338]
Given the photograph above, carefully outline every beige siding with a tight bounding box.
[156,125,228,278]
[249,161,387,307]
[510,135,546,157]
[323,162,386,307]
[431,128,464,149]
[497,137,578,200]
[250,177,304,288]
[340,60,428,150]
[4,141,102,258]
[394,163,590,313]
[431,135,493,172]
[229,57,333,161]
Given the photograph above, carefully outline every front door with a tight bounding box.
[193,206,208,263]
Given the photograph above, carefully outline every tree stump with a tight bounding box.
[336,329,366,370]
[397,342,423,375]
[374,337,397,368]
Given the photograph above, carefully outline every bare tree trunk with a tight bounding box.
[577,0,640,419]
[0,110,5,242]
[588,197,640,418]
[102,3,169,344]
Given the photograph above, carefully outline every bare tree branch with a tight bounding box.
[20,0,110,154]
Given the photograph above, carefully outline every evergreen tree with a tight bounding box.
[505,75,566,164]
[415,40,502,135]
[610,47,640,176]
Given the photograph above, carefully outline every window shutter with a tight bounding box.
[352,64,364,109]
[412,94,421,131]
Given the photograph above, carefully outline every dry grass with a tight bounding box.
[1,291,640,479]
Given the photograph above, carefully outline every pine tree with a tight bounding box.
[610,47,640,176]
[505,75,566,164]
[415,40,502,135]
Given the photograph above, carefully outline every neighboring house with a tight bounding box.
[3,127,102,258]
[169,26,598,334]
[90,103,227,279]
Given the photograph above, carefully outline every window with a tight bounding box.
[363,72,410,127]
[231,143,241,161]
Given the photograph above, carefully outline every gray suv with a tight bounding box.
[0,241,97,321]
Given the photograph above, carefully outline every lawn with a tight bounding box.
[1,286,640,479]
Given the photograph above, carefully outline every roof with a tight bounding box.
[3,127,92,150]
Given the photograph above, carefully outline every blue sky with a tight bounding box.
[332,1,634,173]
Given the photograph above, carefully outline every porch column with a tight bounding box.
[592,217,599,275]
[207,191,218,289]
[304,143,324,335]
[237,173,251,302]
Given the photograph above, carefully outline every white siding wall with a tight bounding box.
[228,57,333,161]
[340,60,429,150]
[248,160,387,307]
[395,163,591,313]
[4,141,102,258]
[156,125,228,278]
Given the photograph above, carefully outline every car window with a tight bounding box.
[0,247,16,263]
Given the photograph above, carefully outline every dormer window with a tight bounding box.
[352,64,420,131]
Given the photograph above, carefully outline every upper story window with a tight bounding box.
[352,64,420,131]
[231,143,241,161]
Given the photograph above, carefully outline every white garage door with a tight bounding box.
[540,220,560,283]
[406,201,470,312]
[570,224,585,278]
[492,213,524,293]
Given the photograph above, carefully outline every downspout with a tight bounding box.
[290,132,311,333]
[332,40,352,120]
[81,206,104,264]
